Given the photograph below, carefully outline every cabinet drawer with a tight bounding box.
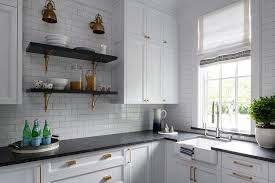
[269,163,275,181]
[222,168,267,183]
[53,165,124,183]
[46,149,125,181]
[0,0,17,7]
[222,153,268,179]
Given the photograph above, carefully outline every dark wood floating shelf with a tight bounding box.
[26,42,118,63]
[26,88,118,95]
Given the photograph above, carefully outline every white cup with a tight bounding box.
[100,44,107,54]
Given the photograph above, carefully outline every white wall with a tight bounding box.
[0,0,160,147]
[166,0,273,131]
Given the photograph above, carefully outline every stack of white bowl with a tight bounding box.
[45,34,69,47]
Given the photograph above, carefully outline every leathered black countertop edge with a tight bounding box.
[1,130,275,167]
[211,140,275,163]
[0,131,199,167]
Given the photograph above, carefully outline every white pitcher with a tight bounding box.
[153,108,167,132]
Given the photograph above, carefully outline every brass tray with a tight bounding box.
[9,136,59,154]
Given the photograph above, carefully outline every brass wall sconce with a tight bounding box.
[42,0,57,23]
[89,14,105,34]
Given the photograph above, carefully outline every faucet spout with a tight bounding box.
[216,102,220,138]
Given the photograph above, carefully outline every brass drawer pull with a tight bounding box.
[102,153,112,159]
[193,167,197,182]
[103,175,112,181]
[233,172,253,180]
[233,161,253,168]
[66,160,77,167]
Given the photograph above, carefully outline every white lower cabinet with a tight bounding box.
[126,143,151,183]
[0,163,41,183]
[166,141,217,183]
[222,168,267,183]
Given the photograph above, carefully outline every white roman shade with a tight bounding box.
[198,0,251,61]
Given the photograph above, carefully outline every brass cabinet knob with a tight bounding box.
[102,153,112,159]
[163,99,166,102]
[103,175,112,181]
[66,160,77,167]
[163,40,167,44]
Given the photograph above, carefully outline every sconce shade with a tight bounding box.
[90,14,105,34]
[42,0,57,23]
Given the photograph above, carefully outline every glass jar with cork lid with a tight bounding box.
[70,64,83,90]
[85,63,97,91]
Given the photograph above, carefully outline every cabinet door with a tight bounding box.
[126,0,145,38]
[162,48,178,104]
[195,167,216,183]
[127,143,151,183]
[126,35,145,104]
[167,158,192,183]
[163,14,177,48]
[145,41,162,104]
[151,141,165,183]
[146,8,163,43]
[0,164,41,183]
[0,4,18,104]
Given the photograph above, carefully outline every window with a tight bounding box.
[198,0,252,134]
[200,58,251,133]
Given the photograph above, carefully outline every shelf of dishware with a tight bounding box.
[26,42,118,63]
[26,88,118,95]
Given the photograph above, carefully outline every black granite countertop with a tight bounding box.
[0,131,199,167]
[212,140,275,162]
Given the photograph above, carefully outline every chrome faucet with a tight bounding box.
[216,102,220,138]
[212,102,221,138]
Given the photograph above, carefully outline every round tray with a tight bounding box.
[10,138,59,154]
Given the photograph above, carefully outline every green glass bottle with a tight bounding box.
[43,120,51,137]
[32,120,40,138]
[22,120,32,146]
[42,120,52,145]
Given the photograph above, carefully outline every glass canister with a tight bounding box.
[85,70,96,91]
[70,64,83,90]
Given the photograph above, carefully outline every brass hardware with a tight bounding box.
[163,99,166,102]
[232,172,253,180]
[90,14,105,34]
[66,160,77,167]
[44,93,51,112]
[233,161,253,168]
[144,35,151,39]
[103,175,112,181]
[102,153,112,159]
[42,0,57,23]
[44,53,49,74]
[190,166,193,181]
[193,167,197,182]
[91,94,98,111]
[163,40,167,44]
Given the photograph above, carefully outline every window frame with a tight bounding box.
[199,57,252,134]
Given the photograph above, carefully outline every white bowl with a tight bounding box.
[48,78,69,90]
[45,34,69,46]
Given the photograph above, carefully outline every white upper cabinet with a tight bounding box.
[145,41,162,104]
[163,14,178,48]
[162,48,178,104]
[126,1,145,38]
[112,0,178,104]
[126,36,146,104]
[0,0,22,104]
[146,8,163,43]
